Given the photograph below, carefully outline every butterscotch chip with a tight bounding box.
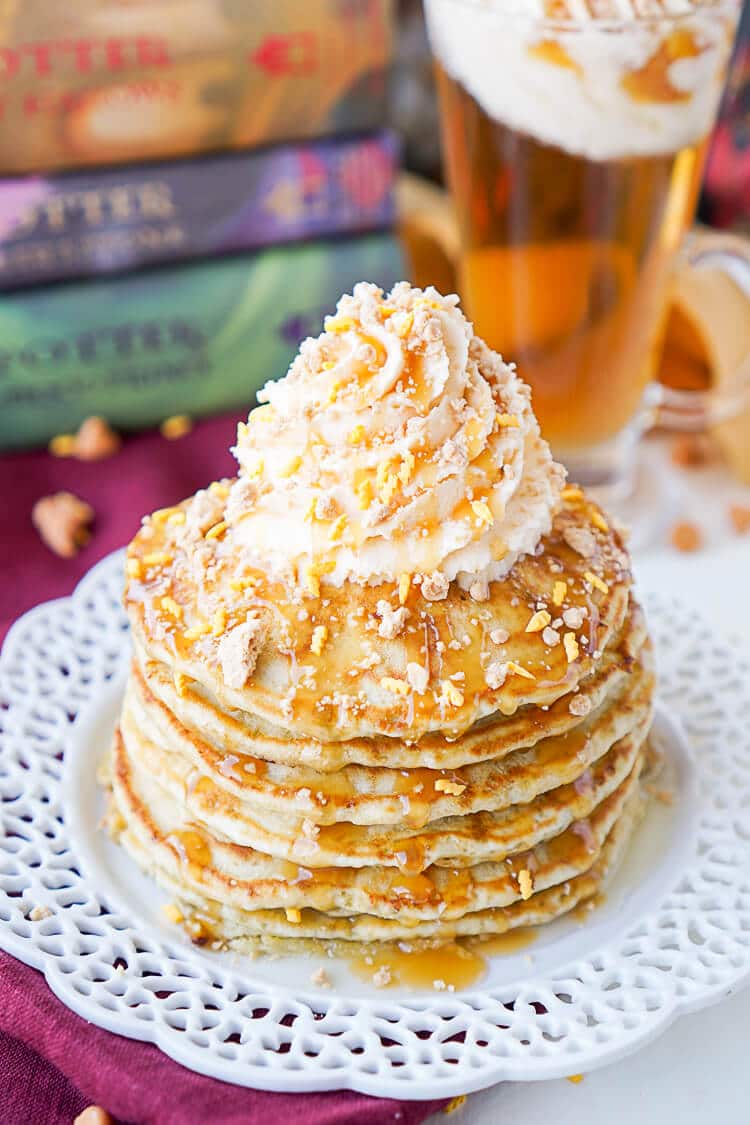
[162,903,184,925]
[525,609,551,633]
[552,580,567,606]
[506,661,535,681]
[380,676,410,697]
[310,625,328,655]
[563,632,580,663]
[729,504,750,535]
[161,413,193,440]
[561,486,584,503]
[75,416,121,461]
[174,672,191,698]
[583,571,608,594]
[517,869,534,900]
[670,521,703,553]
[470,499,494,526]
[398,572,411,605]
[435,778,466,796]
[441,679,465,708]
[32,491,94,558]
[48,433,77,457]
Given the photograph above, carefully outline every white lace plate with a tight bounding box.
[1,551,749,1100]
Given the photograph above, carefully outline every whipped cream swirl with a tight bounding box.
[228,282,564,593]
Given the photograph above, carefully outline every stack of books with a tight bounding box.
[0,0,402,450]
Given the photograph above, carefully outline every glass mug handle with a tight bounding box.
[655,232,750,431]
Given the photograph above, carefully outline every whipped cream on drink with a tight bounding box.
[425,0,736,161]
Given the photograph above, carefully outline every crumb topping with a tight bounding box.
[218,616,266,689]
[32,491,94,559]
[376,600,409,640]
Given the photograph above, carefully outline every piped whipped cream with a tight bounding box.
[425,0,737,162]
[227,282,565,595]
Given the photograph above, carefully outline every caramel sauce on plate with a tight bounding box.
[350,941,486,991]
[349,928,538,991]
[467,927,538,957]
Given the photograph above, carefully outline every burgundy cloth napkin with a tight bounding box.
[0,418,448,1125]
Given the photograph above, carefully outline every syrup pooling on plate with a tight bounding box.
[107,282,655,981]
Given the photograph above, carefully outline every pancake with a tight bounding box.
[126,495,632,743]
[108,763,644,944]
[136,597,649,772]
[120,643,653,830]
[115,714,648,871]
[109,721,644,926]
[210,790,643,950]
[103,281,657,971]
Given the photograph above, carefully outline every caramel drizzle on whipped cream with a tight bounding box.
[228,282,564,595]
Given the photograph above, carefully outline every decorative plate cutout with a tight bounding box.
[0,551,748,1098]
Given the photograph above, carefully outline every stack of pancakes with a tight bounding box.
[106,487,653,953]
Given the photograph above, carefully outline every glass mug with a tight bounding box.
[424,0,746,495]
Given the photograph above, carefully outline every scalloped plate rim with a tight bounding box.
[0,549,747,1098]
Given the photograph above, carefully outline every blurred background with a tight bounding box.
[0,0,749,595]
[0,0,747,455]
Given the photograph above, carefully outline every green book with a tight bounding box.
[0,233,405,450]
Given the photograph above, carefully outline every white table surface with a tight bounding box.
[427,440,750,1125]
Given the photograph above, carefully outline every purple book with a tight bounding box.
[0,132,398,288]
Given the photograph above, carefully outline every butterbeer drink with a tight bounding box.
[425,0,740,487]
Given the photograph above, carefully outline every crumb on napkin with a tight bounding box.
[49,416,120,461]
[32,491,94,558]
[74,1108,112,1125]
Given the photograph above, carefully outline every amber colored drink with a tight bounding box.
[426,0,740,475]
[437,63,708,449]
